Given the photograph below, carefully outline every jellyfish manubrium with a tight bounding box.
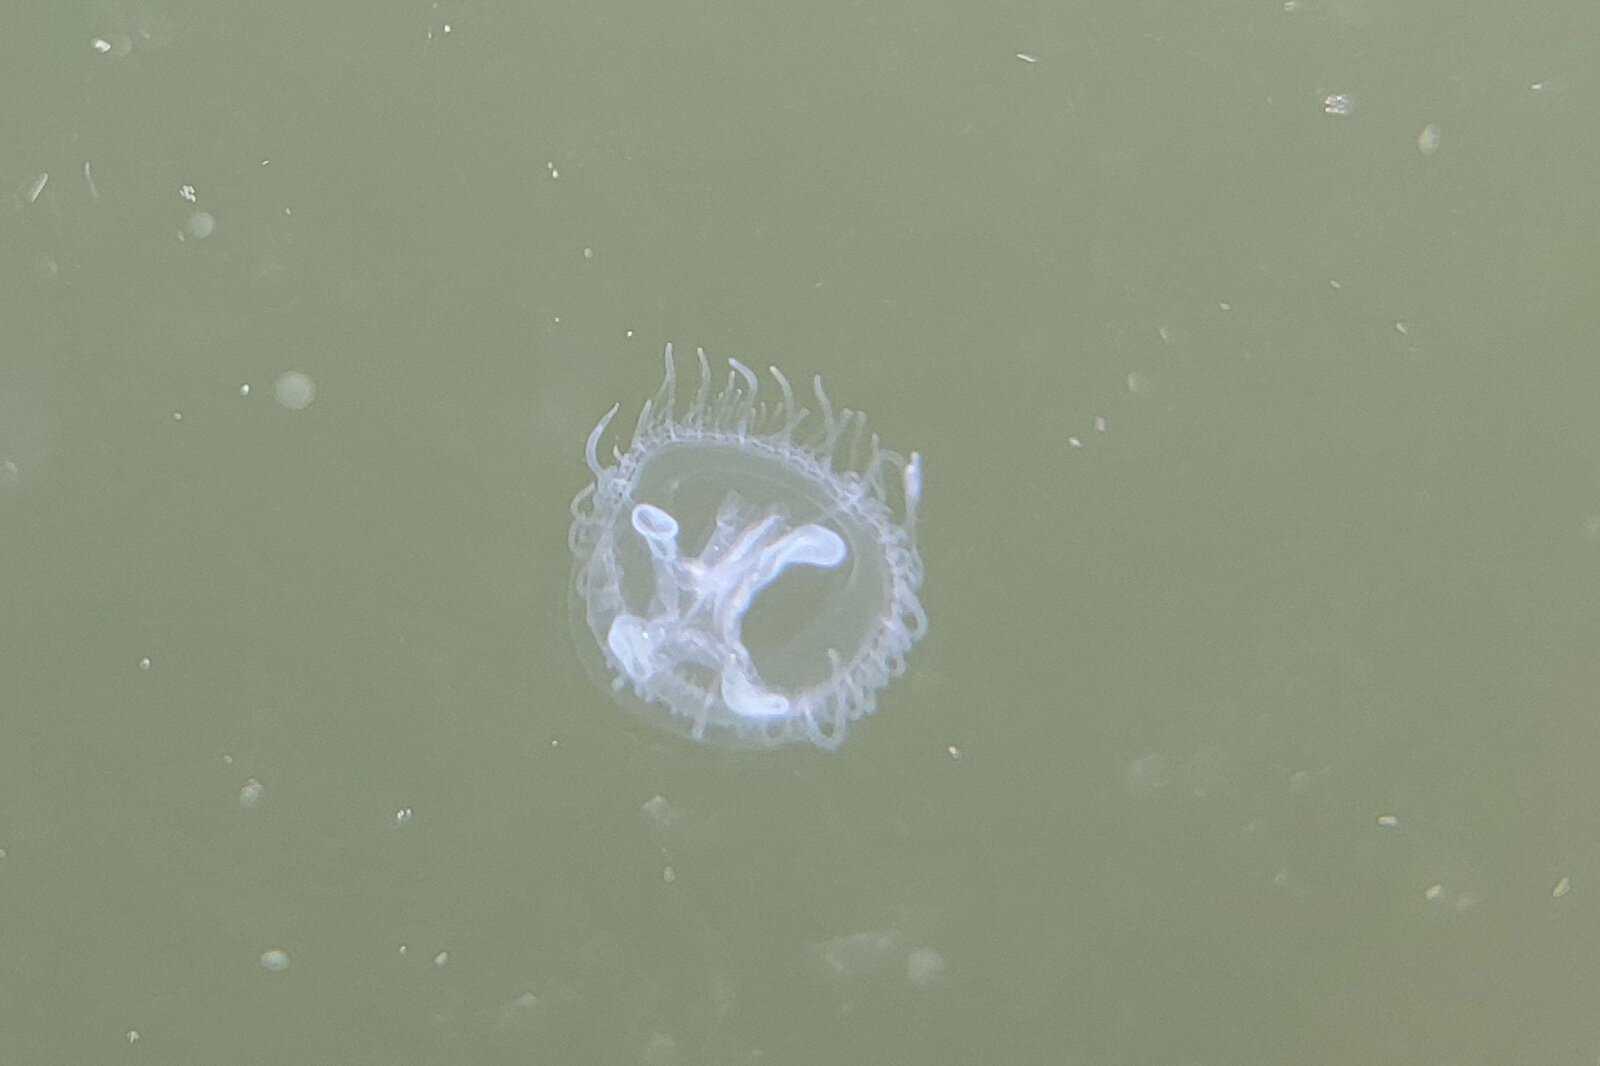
[568,345,927,751]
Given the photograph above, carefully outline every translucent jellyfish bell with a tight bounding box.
[569,346,927,751]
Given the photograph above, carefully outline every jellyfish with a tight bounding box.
[568,346,927,750]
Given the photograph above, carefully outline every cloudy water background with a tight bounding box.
[3,0,1599,1062]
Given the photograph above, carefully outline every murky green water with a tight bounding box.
[4,0,1599,1062]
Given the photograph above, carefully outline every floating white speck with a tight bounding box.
[139,657,151,671]
[1323,93,1355,116]
[185,211,216,240]
[178,184,197,203]
[1015,53,1037,64]
[25,173,47,204]
[663,865,676,883]
[1417,123,1440,155]
[260,949,290,972]
[1376,813,1398,828]
[126,1030,139,1043]
[432,951,448,967]
[946,744,962,760]
[906,947,946,987]
[274,371,316,411]
[92,38,112,53]
[239,778,264,809]
[1423,883,1445,902]
[239,384,250,397]
[815,930,903,977]
[394,807,413,827]
[641,795,674,829]
[1553,876,1571,898]
[83,162,99,200]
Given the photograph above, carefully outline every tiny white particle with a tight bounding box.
[274,371,315,411]
[663,865,676,883]
[260,949,290,972]
[1423,883,1445,902]
[127,1030,140,1044]
[395,807,413,827]
[239,778,264,809]
[239,384,250,397]
[1376,813,1398,828]
[25,173,47,204]
[1553,876,1571,898]
[139,657,151,671]
[1322,93,1355,116]
[946,744,962,760]
[179,184,197,203]
[1015,53,1037,64]
[906,947,946,986]
[433,951,448,967]
[641,795,674,828]
[92,38,112,53]
[185,211,216,240]
[1067,436,1082,448]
